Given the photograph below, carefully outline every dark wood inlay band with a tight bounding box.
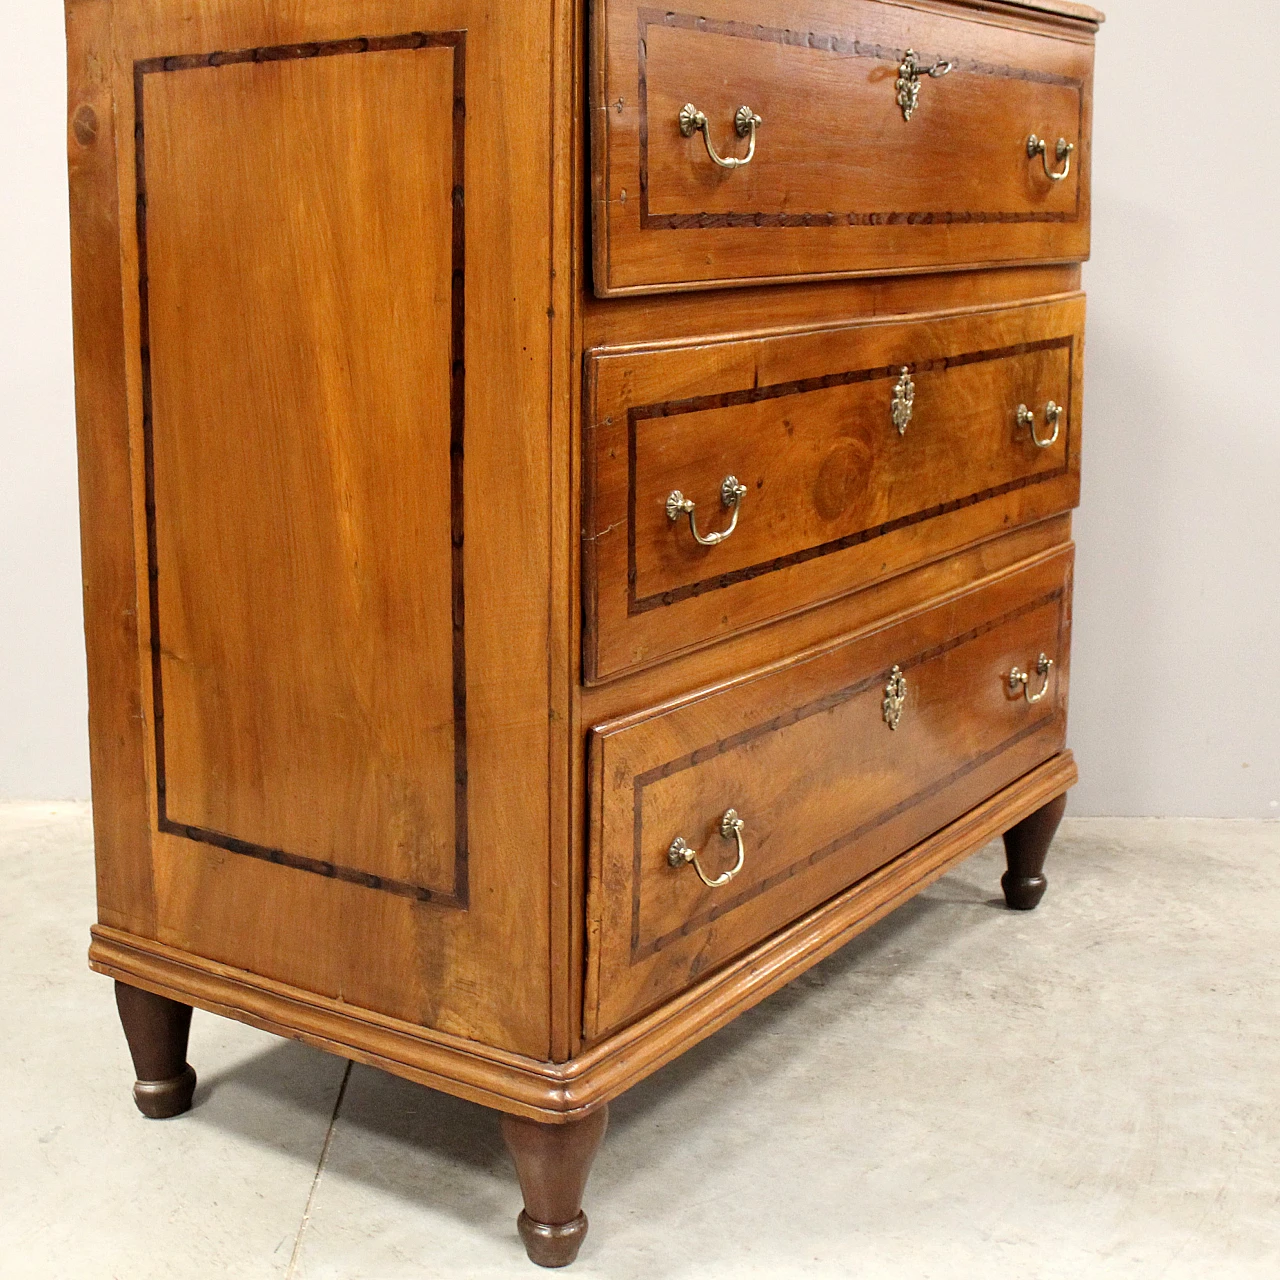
[634,8,1085,230]
[136,33,469,908]
[625,337,1074,614]
[628,586,1066,958]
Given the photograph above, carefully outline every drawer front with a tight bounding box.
[591,0,1096,295]
[585,295,1083,681]
[585,548,1072,1037]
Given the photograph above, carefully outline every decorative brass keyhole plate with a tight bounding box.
[883,665,908,730]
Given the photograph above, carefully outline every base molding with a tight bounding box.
[91,750,1075,1121]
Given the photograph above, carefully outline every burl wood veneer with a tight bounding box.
[65,0,1101,1265]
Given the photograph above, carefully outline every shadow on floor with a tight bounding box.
[180,861,1006,1225]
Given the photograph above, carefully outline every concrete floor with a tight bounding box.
[1,804,1276,1279]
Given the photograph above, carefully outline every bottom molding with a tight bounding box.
[90,749,1076,1122]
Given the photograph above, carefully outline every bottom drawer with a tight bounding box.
[584,547,1072,1038]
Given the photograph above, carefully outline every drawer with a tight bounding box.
[590,0,1097,295]
[584,547,1072,1038]
[584,294,1083,681]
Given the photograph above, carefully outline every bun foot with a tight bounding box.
[114,981,197,1118]
[1001,869,1047,910]
[502,1106,607,1268]
[133,1063,198,1118]
[1002,792,1067,911]
[517,1209,589,1268]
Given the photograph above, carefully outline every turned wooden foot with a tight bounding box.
[114,981,197,1118]
[1002,792,1067,910]
[501,1105,608,1267]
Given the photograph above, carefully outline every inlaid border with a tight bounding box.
[635,8,1084,229]
[628,585,1067,959]
[626,335,1074,614]
[134,32,470,907]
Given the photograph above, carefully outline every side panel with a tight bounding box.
[69,0,561,1057]
[142,41,466,901]
[66,0,157,932]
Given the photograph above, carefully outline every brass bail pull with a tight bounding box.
[1008,653,1054,703]
[679,103,762,169]
[896,49,953,121]
[668,809,747,888]
[667,475,748,546]
[1017,401,1062,449]
[1027,133,1074,181]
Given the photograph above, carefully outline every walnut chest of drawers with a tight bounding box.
[64,0,1102,1264]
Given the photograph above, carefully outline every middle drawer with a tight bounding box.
[584,293,1083,681]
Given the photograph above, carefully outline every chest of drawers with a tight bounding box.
[64,0,1101,1264]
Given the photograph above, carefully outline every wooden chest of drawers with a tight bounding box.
[64,0,1101,1264]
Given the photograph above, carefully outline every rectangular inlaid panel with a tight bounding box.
[585,547,1073,1037]
[584,294,1085,681]
[591,0,1097,294]
[139,37,468,903]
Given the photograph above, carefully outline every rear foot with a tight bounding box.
[1002,792,1067,910]
[114,981,197,1118]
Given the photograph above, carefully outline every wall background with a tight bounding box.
[2,1,1277,814]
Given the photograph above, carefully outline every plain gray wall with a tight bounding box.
[2,2,1277,814]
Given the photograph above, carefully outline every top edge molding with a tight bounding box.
[953,0,1105,26]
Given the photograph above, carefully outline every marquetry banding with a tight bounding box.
[87,749,1079,1117]
[634,8,1085,230]
[626,336,1074,614]
[628,586,1067,960]
[134,32,470,906]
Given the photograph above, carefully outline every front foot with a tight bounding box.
[1001,792,1067,910]
[501,1105,608,1267]
[516,1210,589,1268]
[114,981,197,1118]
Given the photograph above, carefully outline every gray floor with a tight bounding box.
[1,804,1276,1279]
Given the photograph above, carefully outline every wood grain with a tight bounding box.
[585,546,1072,1035]
[988,0,1104,24]
[592,0,1096,294]
[585,294,1085,680]
[583,263,1083,349]
[140,38,466,901]
[502,1107,609,1265]
[66,0,157,934]
[88,746,1077,1118]
[68,0,1095,1161]
[74,0,564,1057]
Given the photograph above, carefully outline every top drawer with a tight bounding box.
[590,0,1098,295]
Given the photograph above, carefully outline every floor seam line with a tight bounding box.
[284,1059,352,1279]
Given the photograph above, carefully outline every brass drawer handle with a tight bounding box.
[679,103,761,170]
[1009,654,1054,703]
[668,809,747,888]
[883,665,907,730]
[896,49,953,122]
[667,475,748,546]
[1017,401,1062,448]
[1027,133,1074,181]
[892,368,915,436]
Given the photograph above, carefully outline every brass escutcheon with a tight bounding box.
[896,49,953,122]
[883,664,908,730]
[892,368,915,436]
